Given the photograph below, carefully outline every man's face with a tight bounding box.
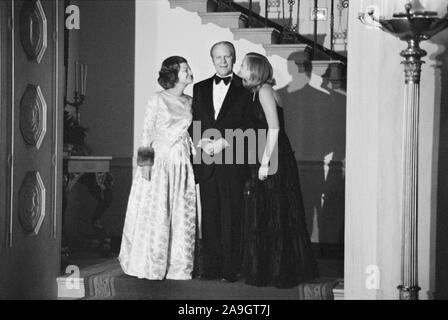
[211,44,234,77]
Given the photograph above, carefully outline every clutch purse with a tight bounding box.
[137,146,155,166]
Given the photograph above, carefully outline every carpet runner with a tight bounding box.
[81,259,340,300]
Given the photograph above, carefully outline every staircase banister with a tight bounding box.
[213,0,347,64]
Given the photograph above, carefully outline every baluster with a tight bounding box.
[313,0,318,59]
[288,0,294,31]
[330,0,335,58]
[282,0,285,21]
[265,0,268,27]
[249,0,253,28]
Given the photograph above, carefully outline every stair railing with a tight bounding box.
[212,0,347,64]
[334,0,349,52]
[313,0,318,59]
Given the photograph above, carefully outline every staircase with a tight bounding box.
[169,0,346,90]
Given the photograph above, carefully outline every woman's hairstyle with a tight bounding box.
[243,52,276,91]
[157,56,188,89]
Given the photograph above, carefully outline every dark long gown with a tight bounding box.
[242,93,319,288]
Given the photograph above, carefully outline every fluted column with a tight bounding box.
[398,38,425,300]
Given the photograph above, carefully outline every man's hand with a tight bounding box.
[210,138,230,155]
[198,138,214,155]
[198,138,212,149]
[141,165,152,181]
[198,138,230,156]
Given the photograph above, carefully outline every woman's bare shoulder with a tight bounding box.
[260,84,282,105]
[259,83,274,95]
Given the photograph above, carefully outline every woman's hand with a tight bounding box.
[198,138,214,156]
[141,165,152,181]
[258,165,269,181]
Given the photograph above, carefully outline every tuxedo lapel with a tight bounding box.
[202,77,215,124]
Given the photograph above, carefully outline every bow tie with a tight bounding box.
[214,75,232,85]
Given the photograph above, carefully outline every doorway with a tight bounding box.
[60,0,135,274]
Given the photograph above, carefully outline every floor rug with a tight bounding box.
[82,259,342,300]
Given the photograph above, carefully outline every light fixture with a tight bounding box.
[359,0,448,300]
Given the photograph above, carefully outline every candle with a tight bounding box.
[75,60,79,93]
[83,64,88,95]
[80,63,84,95]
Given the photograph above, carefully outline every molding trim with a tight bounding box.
[19,84,47,149]
[6,0,15,248]
[18,171,46,235]
[51,0,59,239]
[19,0,47,64]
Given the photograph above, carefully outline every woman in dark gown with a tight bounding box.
[239,52,319,288]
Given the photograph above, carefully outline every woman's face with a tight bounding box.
[238,57,252,88]
[177,62,194,85]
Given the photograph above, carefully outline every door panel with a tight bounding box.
[0,0,63,299]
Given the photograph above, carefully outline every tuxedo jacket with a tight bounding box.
[190,74,253,182]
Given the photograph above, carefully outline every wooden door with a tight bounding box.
[0,0,63,299]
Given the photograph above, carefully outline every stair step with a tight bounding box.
[57,274,85,300]
[169,0,216,13]
[57,259,121,300]
[231,27,281,45]
[264,44,312,64]
[333,279,344,300]
[198,12,248,29]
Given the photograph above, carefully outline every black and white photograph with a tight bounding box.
[0,0,448,305]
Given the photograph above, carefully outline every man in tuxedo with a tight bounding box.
[190,41,252,282]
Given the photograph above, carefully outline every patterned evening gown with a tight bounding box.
[242,92,319,288]
[119,91,197,280]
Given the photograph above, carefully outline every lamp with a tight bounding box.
[359,0,448,300]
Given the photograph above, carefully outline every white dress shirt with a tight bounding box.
[212,74,232,119]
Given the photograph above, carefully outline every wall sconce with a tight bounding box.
[359,0,448,300]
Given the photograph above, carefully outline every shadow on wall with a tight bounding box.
[434,36,448,299]
[276,53,346,245]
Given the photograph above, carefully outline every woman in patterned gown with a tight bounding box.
[119,56,197,280]
[238,53,319,288]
